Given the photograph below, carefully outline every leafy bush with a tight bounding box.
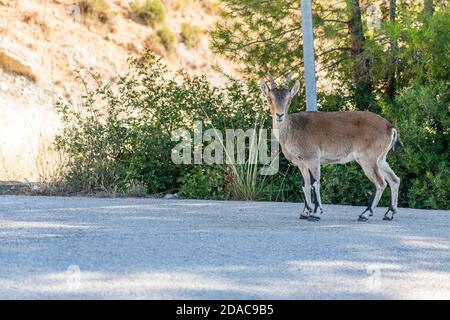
[55,52,264,195]
[180,23,202,48]
[396,10,450,86]
[320,163,375,206]
[382,81,450,209]
[178,165,228,200]
[131,0,166,26]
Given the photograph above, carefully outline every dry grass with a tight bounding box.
[0,134,66,189]
[79,0,111,23]
[144,25,177,56]
[21,11,49,33]
[130,0,166,26]
[180,23,202,48]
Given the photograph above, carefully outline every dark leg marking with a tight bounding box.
[308,169,317,185]
[365,191,376,215]
[308,169,320,212]
[358,191,376,222]
[299,191,313,219]
[311,187,320,212]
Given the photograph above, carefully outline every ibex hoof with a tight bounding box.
[383,208,396,221]
[307,215,321,222]
[358,215,369,222]
[369,212,373,217]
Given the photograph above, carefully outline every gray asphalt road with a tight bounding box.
[0,195,449,299]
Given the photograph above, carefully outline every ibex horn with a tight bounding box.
[268,73,276,90]
[285,72,292,89]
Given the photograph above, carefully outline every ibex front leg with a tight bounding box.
[308,165,323,221]
[299,166,314,220]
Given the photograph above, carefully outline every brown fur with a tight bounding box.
[280,111,394,165]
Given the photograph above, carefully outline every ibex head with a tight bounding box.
[259,72,300,123]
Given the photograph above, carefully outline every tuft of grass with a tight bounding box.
[227,132,273,201]
[79,0,111,23]
[22,11,49,32]
[131,0,166,26]
[149,26,177,53]
[157,26,177,52]
[180,23,202,48]
[144,26,177,55]
[172,0,192,11]
[143,35,165,56]
[199,0,221,15]
[123,180,148,197]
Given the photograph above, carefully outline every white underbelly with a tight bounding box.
[321,152,356,164]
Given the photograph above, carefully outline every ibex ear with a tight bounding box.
[290,80,300,97]
[259,79,270,97]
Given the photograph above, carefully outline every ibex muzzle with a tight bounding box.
[260,73,402,222]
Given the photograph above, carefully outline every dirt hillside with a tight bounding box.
[0,0,235,182]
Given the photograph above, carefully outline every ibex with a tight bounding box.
[260,73,402,222]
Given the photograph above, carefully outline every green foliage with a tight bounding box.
[382,80,450,209]
[396,9,450,85]
[211,1,449,110]
[210,0,302,78]
[55,52,264,195]
[180,23,202,48]
[178,165,228,199]
[320,163,375,206]
[131,0,167,26]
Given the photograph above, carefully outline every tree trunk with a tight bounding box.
[424,0,434,16]
[347,0,373,110]
[387,0,397,100]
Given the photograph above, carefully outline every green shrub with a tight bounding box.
[79,0,110,23]
[131,0,166,26]
[144,26,177,55]
[55,52,263,195]
[382,81,450,209]
[180,23,202,48]
[320,163,381,206]
[178,165,228,200]
[156,26,177,52]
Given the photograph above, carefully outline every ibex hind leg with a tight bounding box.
[357,160,387,222]
[379,159,400,221]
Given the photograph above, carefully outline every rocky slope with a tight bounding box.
[0,0,235,182]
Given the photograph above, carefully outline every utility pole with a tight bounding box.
[300,0,318,111]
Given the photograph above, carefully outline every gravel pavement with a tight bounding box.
[0,195,449,299]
